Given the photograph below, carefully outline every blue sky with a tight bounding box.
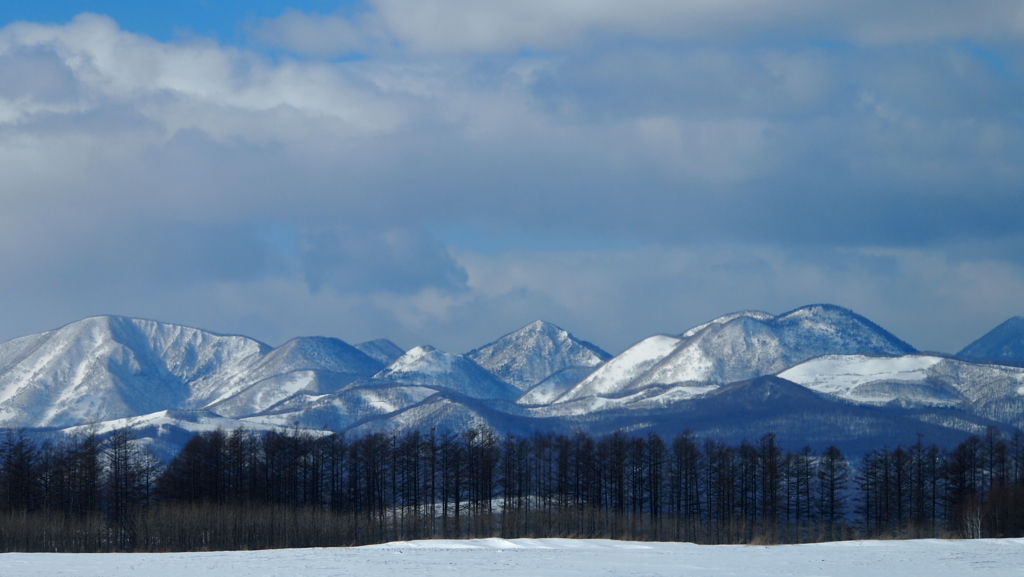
[3,2,352,44]
[0,2,1022,354]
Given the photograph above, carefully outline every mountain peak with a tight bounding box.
[0,316,270,428]
[958,316,1024,364]
[680,310,774,338]
[557,304,915,404]
[373,346,520,400]
[355,338,405,365]
[467,321,611,391]
[522,319,562,332]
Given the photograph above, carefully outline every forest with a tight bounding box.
[0,424,1023,552]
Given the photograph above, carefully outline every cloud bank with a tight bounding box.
[0,5,1022,354]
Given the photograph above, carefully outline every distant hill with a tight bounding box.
[958,316,1024,364]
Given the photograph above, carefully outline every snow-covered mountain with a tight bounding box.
[555,335,682,403]
[6,306,1024,458]
[557,304,915,404]
[517,366,598,406]
[467,320,610,391]
[366,345,522,401]
[205,337,385,417]
[779,353,1024,428]
[355,339,406,365]
[0,316,264,428]
[0,316,383,428]
[958,316,1024,364]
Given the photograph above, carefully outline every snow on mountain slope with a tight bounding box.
[207,370,327,418]
[0,317,386,428]
[0,316,268,428]
[780,354,1024,425]
[517,366,597,406]
[556,335,681,403]
[355,339,406,365]
[244,337,383,383]
[63,409,257,437]
[556,304,914,405]
[679,310,775,338]
[7,307,1024,459]
[652,304,915,386]
[467,321,610,391]
[629,314,796,391]
[369,346,522,401]
[204,337,385,416]
[780,355,943,399]
[246,384,439,430]
[958,316,1024,364]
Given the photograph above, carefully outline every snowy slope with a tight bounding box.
[557,304,916,404]
[679,310,775,337]
[780,353,1024,426]
[355,338,406,365]
[517,366,598,405]
[244,384,439,431]
[243,337,383,383]
[556,335,681,403]
[207,370,344,418]
[205,338,384,417]
[958,316,1024,364]
[0,316,268,428]
[5,308,1024,458]
[467,320,610,391]
[2,538,1022,577]
[0,317,383,427]
[649,304,915,386]
[369,346,522,401]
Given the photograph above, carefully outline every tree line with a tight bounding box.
[1,425,1023,551]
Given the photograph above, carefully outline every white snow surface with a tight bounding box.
[2,538,1022,576]
[780,354,944,394]
[556,335,681,403]
[779,354,1024,421]
[372,346,522,401]
[516,366,597,405]
[680,309,775,337]
[556,304,916,407]
[651,304,915,387]
[247,385,439,430]
[0,317,384,428]
[0,316,267,427]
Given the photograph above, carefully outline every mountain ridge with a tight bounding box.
[958,316,1024,364]
[3,307,1024,458]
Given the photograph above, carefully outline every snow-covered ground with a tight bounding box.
[2,538,1022,576]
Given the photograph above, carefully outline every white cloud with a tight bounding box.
[452,243,1024,354]
[364,0,1024,54]
[0,9,1021,356]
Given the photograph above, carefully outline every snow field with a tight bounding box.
[2,538,1022,577]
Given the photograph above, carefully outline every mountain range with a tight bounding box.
[2,306,1024,458]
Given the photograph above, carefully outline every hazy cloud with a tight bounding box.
[367,0,1024,54]
[0,7,1021,354]
[248,9,379,57]
[299,227,469,295]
